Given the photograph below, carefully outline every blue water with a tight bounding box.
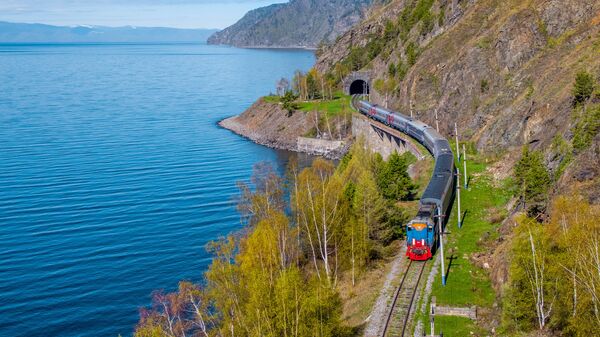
[0,43,314,336]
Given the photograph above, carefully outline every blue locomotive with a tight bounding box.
[356,100,456,261]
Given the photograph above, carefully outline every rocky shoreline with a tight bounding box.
[218,98,350,159]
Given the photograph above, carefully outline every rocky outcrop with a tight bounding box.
[208,0,373,48]
[219,98,315,150]
[219,98,349,159]
[316,0,600,155]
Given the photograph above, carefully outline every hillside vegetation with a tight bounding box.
[134,144,420,336]
[312,0,600,335]
[318,0,599,154]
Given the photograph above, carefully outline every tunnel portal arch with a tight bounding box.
[343,71,371,96]
[349,79,369,95]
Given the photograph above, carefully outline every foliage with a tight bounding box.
[280,90,299,115]
[135,282,211,337]
[405,42,419,66]
[514,146,551,218]
[480,79,489,93]
[503,216,557,331]
[373,152,416,201]
[329,0,437,83]
[503,196,600,335]
[572,104,600,151]
[292,69,336,101]
[572,70,595,106]
[135,143,415,336]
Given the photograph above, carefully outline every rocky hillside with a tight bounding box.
[208,0,374,48]
[317,0,600,201]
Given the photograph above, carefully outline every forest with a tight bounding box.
[134,142,416,337]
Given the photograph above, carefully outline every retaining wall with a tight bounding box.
[352,115,425,160]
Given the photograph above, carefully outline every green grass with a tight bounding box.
[263,95,280,103]
[419,144,512,336]
[296,94,352,117]
[262,93,353,118]
[428,316,487,336]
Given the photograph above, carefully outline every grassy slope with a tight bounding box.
[264,93,353,117]
[296,94,352,117]
[418,144,512,336]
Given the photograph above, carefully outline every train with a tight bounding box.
[355,98,456,261]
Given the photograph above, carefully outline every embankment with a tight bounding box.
[219,98,349,158]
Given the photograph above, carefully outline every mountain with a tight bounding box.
[316,0,600,199]
[0,22,218,43]
[207,0,374,48]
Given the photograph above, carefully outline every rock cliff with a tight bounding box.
[208,0,374,48]
[317,0,600,200]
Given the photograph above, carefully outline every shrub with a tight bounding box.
[572,70,595,106]
[280,91,298,115]
[375,152,416,201]
[388,62,397,77]
[480,79,489,93]
[405,42,419,66]
[572,104,600,151]
[514,146,551,217]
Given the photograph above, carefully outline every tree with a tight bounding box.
[514,146,551,217]
[375,152,416,201]
[135,282,211,337]
[294,159,346,286]
[504,216,557,331]
[373,77,397,109]
[280,90,299,116]
[572,70,595,106]
[135,143,412,336]
[572,104,600,151]
[276,77,290,97]
[549,196,600,335]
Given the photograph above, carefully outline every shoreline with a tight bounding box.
[217,99,349,159]
[207,42,318,51]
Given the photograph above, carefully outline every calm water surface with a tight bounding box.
[0,43,314,336]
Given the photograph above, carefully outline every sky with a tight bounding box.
[0,0,286,29]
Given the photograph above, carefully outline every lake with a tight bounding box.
[0,43,315,336]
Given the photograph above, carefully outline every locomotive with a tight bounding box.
[355,99,456,261]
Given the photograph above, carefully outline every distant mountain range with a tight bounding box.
[208,0,374,49]
[0,22,218,43]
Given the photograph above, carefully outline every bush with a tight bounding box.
[514,146,551,217]
[572,70,595,106]
[406,42,419,66]
[572,104,600,151]
[375,152,416,201]
[388,62,397,77]
[480,79,489,93]
[280,91,298,115]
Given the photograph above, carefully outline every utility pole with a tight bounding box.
[454,122,460,162]
[456,167,462,229]
[430,300,435,337]
[463,144,468,189]
[438,207,446,286]
[435,109,440,132]
[410,100,414,118]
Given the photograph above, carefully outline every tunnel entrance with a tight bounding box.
[349,80,369,95]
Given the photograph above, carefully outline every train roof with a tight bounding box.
[421,171,452,205]
[410,120,429,129]
[433,153,454,173]
[434,139,452,153]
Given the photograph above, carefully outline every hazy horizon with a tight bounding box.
[0,1,287,30]
[0,20,220,30]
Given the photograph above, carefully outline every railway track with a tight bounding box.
[381,260,427,337]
